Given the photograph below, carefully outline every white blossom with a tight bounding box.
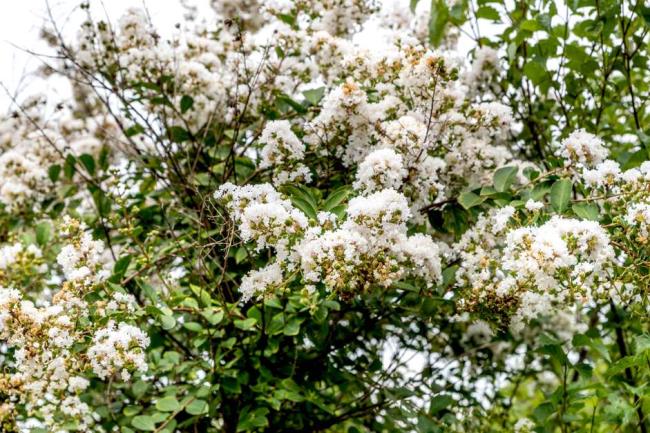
[559,129,608,168]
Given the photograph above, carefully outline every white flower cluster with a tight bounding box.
[455,207,619,335]
[298,46,512,214]
[558,131,650,196]
[71,3,510,223]
[0,218,148,431]
[464,46,500,95]
[215,183,309,256]
[77,7,229,132]
[0,242,42,266]
[261,0,379,36]
[624,202,650,239]
[239,262,284,303]
[0,241,46,288]
[0,95,121,211]
[558,129,609,168]
[462,320,494,346]
[353,148,407,192]
[217,184,443,301]
[259,120,312,185]
[57,220,110,284]
[88,321,149,381]
[514,418,535,433]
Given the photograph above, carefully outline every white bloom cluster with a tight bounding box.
[259,120,311,185]
[624,202,650,239]
[261,0,378,36]
[462,320,494,346]
[464,46,500,95]
[0,97,121,211]
[69,2,511,223]
[57,223,109,284]
[239,262,284,303]
[582,159,622,188]
[455,207,618,335]
[514,418,535,433]
[555,132,650,210]
[0,241,46,285]
[524,199,544,211]
[0,218,148,431]
[77,8,229,132]
[217,185,443,301]
[353,148,407,192]
[558,129,608,168]
[575,153,650,194]
[88,321,149,381]
[215,183,309,255]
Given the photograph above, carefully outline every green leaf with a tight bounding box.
[125,124,145,137]
[180,95,194,113]
[201,308,224,325]
[531,182,552,201]
[189,284,213,307]
[322,186,351,211]
[291,197,317,220]
[169,126,190,143]
[441,265,458,289]
[113,255,132,279]
[520,19,543,31]
[277,94,308,114]
[635,334,650,354]
[48,164,61,182]
[429,394,454,415]
[303,87,325,105]
[35,222,51,246]
[123,406,143,417]
[156,396,181,412]
[429,0,449,46]
[283,317,303,336]
[234,247,248,264]
[523,61,547,85]
[237,407,269,431]
[533,402,554,423]
[132,381,149,399]
[64,154,76,180]
[160,315,176,330]
[277,13,296,27]
[493,166,518,192]
[267,313,285,336]
[183,322,203,332]
[574,363,593,378]
[457,191,484,210]
[222,376,242,394]
[479,186,498,196]
[234,318,257,331]
[283,185,318,220]
[79,154,95,175]
[572,202,599,221]
[540,344,567,364]
[607,356,640,377]
[448,2,466,25]
[550,179,572,213]
[131,415,156,431]
[186,399,208,415]
[476,6,500,20]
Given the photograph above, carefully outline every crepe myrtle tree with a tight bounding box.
[0,0,648,432]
